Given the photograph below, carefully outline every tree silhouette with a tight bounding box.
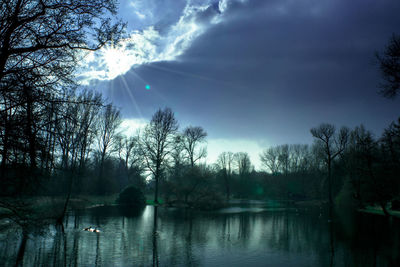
[0,0,124,83]
[140,107,178,204]
[0,0,124,193]
[376,34,400,98]
[311,123,349,209]
[182,126,207,168]
[234,152,251,176]
[96,104,121,194]
[217,151,234,200]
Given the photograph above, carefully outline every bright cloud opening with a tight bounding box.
[119,118,148,137]
[78,0,235,84]
[207,138,268,170]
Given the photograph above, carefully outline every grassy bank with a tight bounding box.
[144,194,164,206]
[70,194,119,208]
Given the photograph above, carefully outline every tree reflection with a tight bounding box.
[2,206,400,266]
[329,221,335,267]
[15,230,28,267]
[72,232,79,267]
[152,206,159,267]
[185,214,194,266]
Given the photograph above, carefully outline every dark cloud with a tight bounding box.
[107,0,400,145]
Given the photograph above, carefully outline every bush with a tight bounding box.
[116,186,146,209]
[335,177,358,209]
[191,192,225,210]
[392,199,400,211]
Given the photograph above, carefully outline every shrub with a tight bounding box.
[392,199,400,211]
[116,186,146,209]
[335,176,358,209]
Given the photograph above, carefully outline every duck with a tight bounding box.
[83,226,100,233]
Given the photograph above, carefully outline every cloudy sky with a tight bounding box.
[81,0,400,169]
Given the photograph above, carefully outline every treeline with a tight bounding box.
[258,122,400,213]
[161,117,400,213]
[0,0,124,198]
[0,87,145,196]
[1,97,399,214]
[0,1,136,226]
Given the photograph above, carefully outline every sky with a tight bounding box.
[80,0,400,169]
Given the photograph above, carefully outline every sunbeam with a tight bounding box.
[119,74,144,119]
[142,63,248,90]
[128,68,172,105]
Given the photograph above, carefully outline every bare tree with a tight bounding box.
[0,0,124,196]
[261,144,311,174]
[75,90,102,171]
[55,92,80,170]
[96,104,121,193]
[182,126,207,168]
[310,123,349,208]
[289,144,311,173]
[260,147,282,174]
[117,135,141,170]
[348,125,391,214]
[115,134,144,189]
[140,107,178,204]
[277,145,289,175]
[170,134,186,177]
[217,152,235,175]
[217,151,234,200]
[376,34,400,98]
[0,0,124,83]
[234,152,252,176]
[381,118,400,164]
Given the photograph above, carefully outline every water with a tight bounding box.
[1,203,399,266]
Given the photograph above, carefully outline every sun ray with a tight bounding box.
[119,74,144,119]
[127,68,149,85]
[142,63,247,90]
[128,68,171,105]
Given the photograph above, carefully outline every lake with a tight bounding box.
[1,202,399,266]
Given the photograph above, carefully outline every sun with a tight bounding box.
[101,46,134,80]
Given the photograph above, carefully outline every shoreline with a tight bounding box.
[358,206,400,218]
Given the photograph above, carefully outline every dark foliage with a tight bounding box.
[376,34,400,98]
[116,185,146,209]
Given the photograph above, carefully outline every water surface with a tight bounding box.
[1,203,399,266]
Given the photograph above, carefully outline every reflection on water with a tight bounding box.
[1,204,399,266]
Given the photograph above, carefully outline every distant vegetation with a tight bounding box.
[116,186,146,209]
[1,100,399,216]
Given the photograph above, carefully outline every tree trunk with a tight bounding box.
[98,151,106,194]
[15,231,28,267]
[24,87,37,171]
[380,202,390,217]
[327,158,333,220]
[154,164,160,205]
[224,172,230,201]
[328,159,333,206]
[1,118,9,180]
[57,172,74,226]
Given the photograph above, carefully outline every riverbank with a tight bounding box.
[292,199,326,207]
[358,206,400,218]
[0,194,166,223]
[0,194,119,222]
[3,195,400,221]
